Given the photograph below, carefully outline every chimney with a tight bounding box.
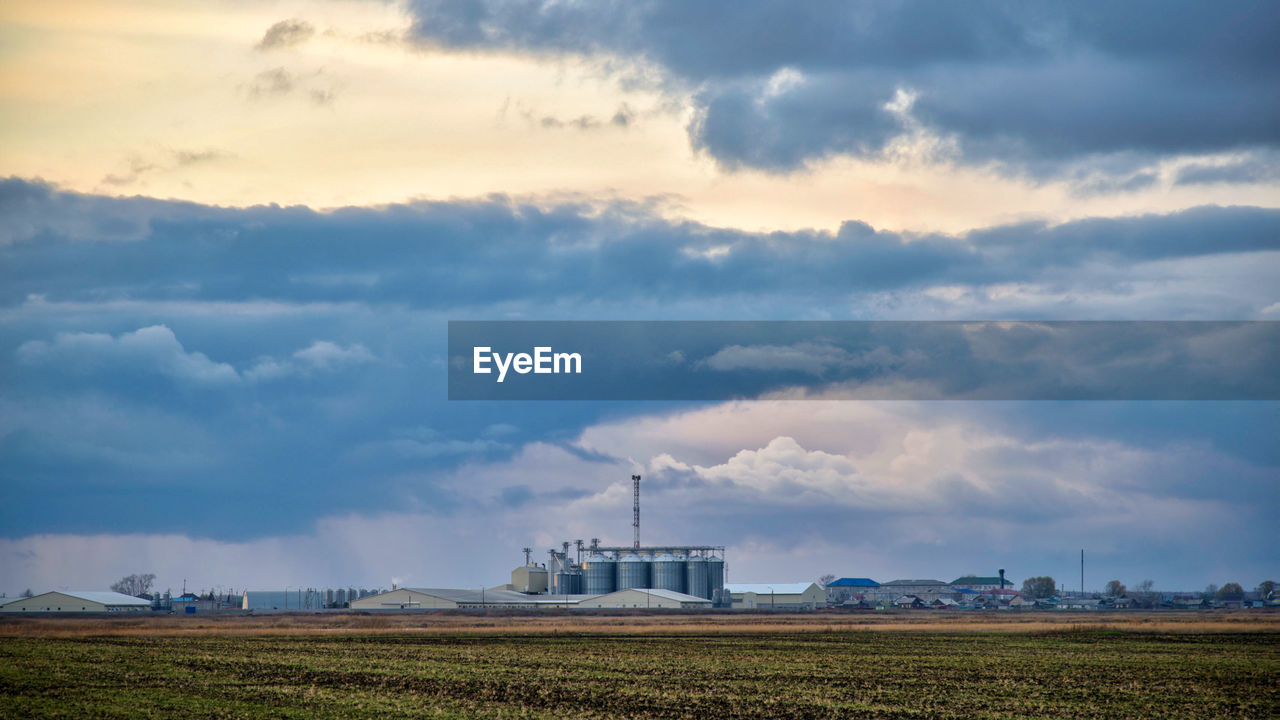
[999,568,1006,589]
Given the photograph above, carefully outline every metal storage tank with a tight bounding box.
[652,553,685,594]
[582,553,617,595]
[553,570,581,595]
[685,554,710,599]
[617,553,651,589]
[707,556,725,597]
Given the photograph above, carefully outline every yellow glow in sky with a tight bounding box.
[1,0,1276,235]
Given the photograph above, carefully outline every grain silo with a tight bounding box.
[707,555,725,598]
[582,552,617,595]
[553,568,582,595]
[652,552,685,593]
[617,552,650,590]
[685,554,710,599]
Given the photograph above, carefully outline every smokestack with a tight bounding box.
[999,568,1006,589]
[632,475,641,549]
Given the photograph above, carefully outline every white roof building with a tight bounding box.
[577,588,712,609]
[349,586,714,611]
[1,591,151,613]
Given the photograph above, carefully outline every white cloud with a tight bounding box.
[245,340,375,381]
[1,401,1270,594]
[16,325,239,384]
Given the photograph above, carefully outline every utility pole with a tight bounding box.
[632,475,641,549]
[1081,549,1085,597]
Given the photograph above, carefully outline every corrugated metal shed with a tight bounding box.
[48,591,150,606]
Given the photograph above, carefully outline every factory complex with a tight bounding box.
[349,475,831,611]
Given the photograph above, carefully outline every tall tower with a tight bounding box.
[632,474,641,549]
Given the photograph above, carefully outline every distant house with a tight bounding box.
[1008,595,1035,609]
[0,591,150,613]
[894,595,925,609]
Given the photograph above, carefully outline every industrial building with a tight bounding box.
[507,475,730,604]
[534,542,728,601]
[949,571,1015,592]
[0,591,151,613]
[725,583,826,610]
[349,475,726,611]
[872,579,951,603]
[348,586,711,610]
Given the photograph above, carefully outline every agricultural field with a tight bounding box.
[1,613,1276,719]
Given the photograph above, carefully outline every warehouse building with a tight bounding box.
[725,582,825,610]
[577,588,712,609]
[0,591,151,613]
[350,586,710,610]
[350,587,596,610]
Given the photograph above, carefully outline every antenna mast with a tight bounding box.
[632,474,641,549]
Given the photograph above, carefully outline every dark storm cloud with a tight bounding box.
[2,179,1276,310]
[1,182,1276,588]
[405,0,1280,174]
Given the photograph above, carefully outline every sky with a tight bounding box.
[1,0,1277,597]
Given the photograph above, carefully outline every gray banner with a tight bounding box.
[448,321,1279,401]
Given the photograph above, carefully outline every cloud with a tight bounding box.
[256,19,316,51]
[15,325,376,388]
[0,511,528,594]
[2,179,1276,318]
[701,341,912,376]
[0,179,1276,591]
[1175,152,1280,186]
[9,399,1262,594]
[404,1,1280,176]
[96,149,233,189]
[17,325,239,385]
[246,340,375,381]
[247,67,296,98]
[173,149,232,167]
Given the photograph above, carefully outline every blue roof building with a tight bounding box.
[827,578,881,588]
